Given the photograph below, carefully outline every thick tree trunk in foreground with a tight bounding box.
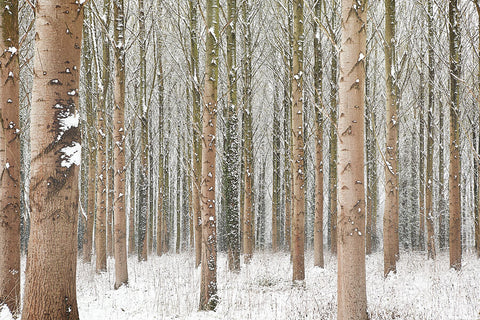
[384,0,399,277]
[291,0,305,282]
[337,1,368,318]
[23,1,84,318]
[199,0,219,311]
[449,0,462,271]
[0,0,20,314]
[113,0,128,289]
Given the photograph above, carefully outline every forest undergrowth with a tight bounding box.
[0,250,478,319]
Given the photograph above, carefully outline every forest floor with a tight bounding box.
[1,249,479,319]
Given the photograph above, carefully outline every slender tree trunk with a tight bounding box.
[283,68,292,252]
[0,0,20,314]
[337,1,368,318]
[225,0,241,271]
[242,0,254,264]
[475,0,480,258]
[189,0,202,267]
[137,0,148,262]
[113,0,128,288]
[439,104,446,249]
[313,0,324,268]
[96,0,110,272]
[365,45,378,255]
[419,69,425,251]
[426,0,436,260]
[384,0,399,276]
[156,26,165,256]
[291,0,305,282]
[329,0,338,254]
[199,0,219,310]
[23,1,85,318]
[176,136,181,254]
[272,87,281,252]
[449,0,462,271]
[83,22,96,263]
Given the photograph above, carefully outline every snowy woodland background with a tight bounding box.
[2,0,480,318]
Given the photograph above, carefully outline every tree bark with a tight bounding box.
[449,0,462,271]
[113,0,129,288]
[199,0,219,311]
[426,0,436,260]
[384,0,399,276]
[242,0,254,264]
[96,0,110,272]
[313,0,324,268]
[291,0,305,282]
[337,1,368,318]
[225,0,241,271]
[0,0,20,314]
[23,1,84,318]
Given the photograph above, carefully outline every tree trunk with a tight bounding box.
[328,0,338,254]
[22,1,84,318]
[449,0,462,271]
[242,0,254,264]
[189,0,202,267]
[113,0,129,288]
[313,0,324,268]
[0,0,20,314]
[419,69,425,251]
[291,0,305,282]
[96,0,110,272]
[156,26,165,255]
[273,87,281,252]
[199,0,219,311]
[384,0,399,277]
[137,0,148,262]
[83,22,96,263]
[225,0,240,271]
[337,1,368,318]
[426,0,436,260]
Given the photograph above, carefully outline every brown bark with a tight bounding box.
[199,0,219,311]
[313,0,324,268]
[426,0,436,260]
[22,1,85,318]
[113,0,128,288]
[291,0,305,282]
[449,0,461,271]
[0,0,20,314]
[337,1,368,319]
[384,0,399,277]
[95,0,110,272]
[242,0,254,264]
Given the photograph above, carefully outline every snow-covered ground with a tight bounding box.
[1,250,479,319]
